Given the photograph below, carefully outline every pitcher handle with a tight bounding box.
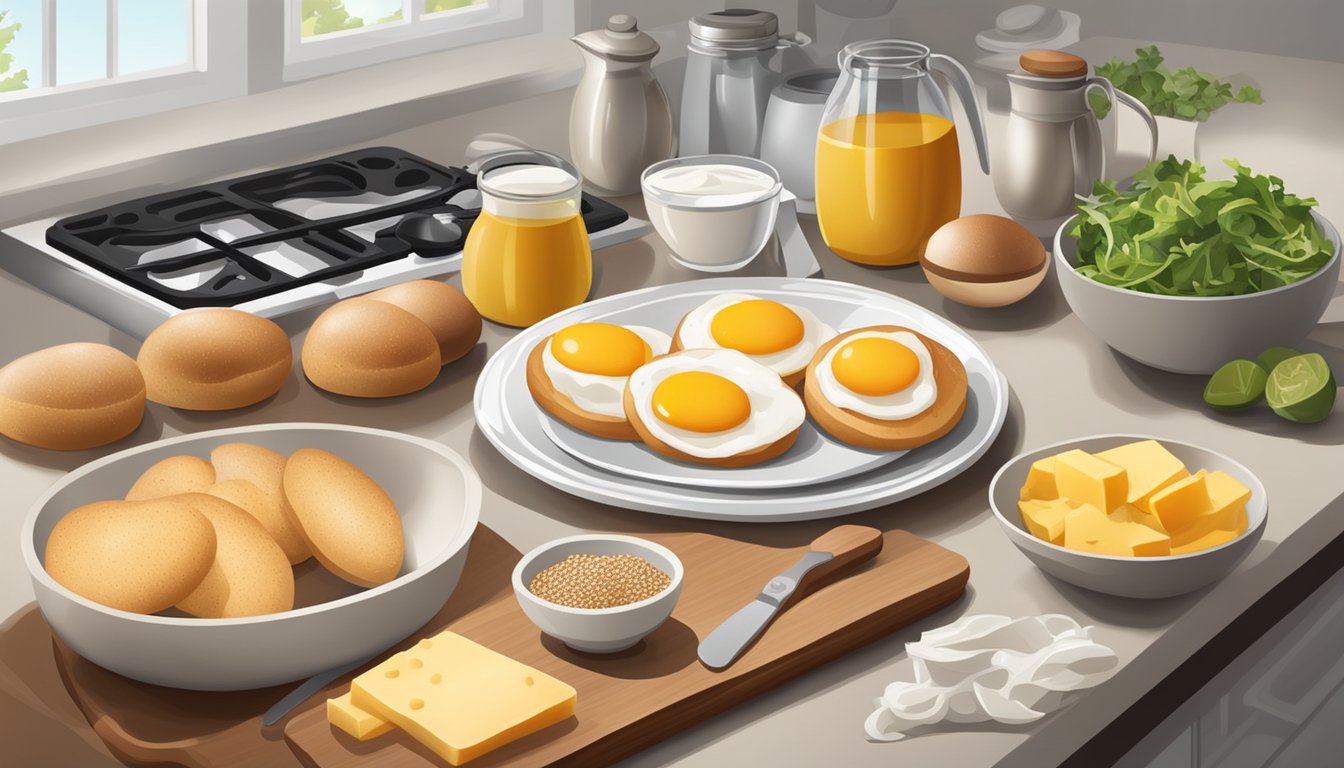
[1113,86,1160,162]
[778,31,811,49]
[929,53,990,175]
[1081,77,1117,184]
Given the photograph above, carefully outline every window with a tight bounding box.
[0,0,193,95]
[0,0,245,144]
[283,0,540,81]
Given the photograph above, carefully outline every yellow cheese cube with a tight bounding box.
[1172,507,1248,554]
[1171,472,1251,548]
[1110,503,1169,535]
[1148,470,1211,534]
[1054,449,1128,513]
[351,632,576,766]
[1018,498,1076,543]
[1020,457,1059,501]
[1064,504,1171,557]
[328,692,394,740]
[1095,440,1190,507]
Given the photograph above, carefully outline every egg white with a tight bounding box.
[676,293,835,377]
[542,325,671,418]
[815,331,939,420]
[626,348,805,459]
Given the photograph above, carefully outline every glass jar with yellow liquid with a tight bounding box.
[815,40,990,266]
[462,153,592,327]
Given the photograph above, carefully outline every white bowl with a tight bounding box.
[512,535,683,653]
[989,435,1267,599]
[1054,210,1341,374]
[21,423,481,690]
[641,154,782,273]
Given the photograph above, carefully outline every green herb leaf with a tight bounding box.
[1093,45,1263,122]
[1071,156,1334,297]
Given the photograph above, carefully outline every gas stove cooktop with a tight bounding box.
[0,146,649,338]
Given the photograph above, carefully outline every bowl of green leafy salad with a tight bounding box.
[1054,156,1339,375]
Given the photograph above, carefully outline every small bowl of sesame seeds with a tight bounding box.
[512,534,684,653]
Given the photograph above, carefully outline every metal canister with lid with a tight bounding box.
[679,9,809,157]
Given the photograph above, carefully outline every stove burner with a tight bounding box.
[44,147,629,309]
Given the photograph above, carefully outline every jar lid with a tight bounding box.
[480,164,578,200]
[689,9,779,51]
[572,14,660,62]
[1019,50,1088,78]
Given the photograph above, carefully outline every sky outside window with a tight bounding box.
[0,1,41,90]
[56,0,107,85]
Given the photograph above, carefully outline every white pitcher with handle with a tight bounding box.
[994,50,1158,221]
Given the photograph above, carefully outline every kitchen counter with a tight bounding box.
[2,38,1343,768]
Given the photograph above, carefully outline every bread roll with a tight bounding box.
[125,455,216,500]
[174,494,295,618]
[367,280,482,366]
[205,478,311,565]
[283,448,404,587]
[208,443,310,564]
[44,498,216,614]
[138,308,292,410]
[0,343,145,450]
[301,299,441,398]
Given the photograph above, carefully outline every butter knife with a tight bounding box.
[698,525,883,670]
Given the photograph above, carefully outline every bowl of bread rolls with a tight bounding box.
[21,423,480,691]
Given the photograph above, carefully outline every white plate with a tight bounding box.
[540,415,901,490]
[474,277,1009,522]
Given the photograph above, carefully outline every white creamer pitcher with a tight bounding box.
[994,50,1158,221]
[569,15,674,196]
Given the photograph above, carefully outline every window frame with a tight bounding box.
[0,0,247,145]
[282,0,541,82]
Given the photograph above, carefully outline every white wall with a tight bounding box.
[579,0,1344,65]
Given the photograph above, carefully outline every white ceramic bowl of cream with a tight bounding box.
[641,155,782,272]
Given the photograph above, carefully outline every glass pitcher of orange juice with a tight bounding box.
[815,40,990,266]
[463,152,592,327]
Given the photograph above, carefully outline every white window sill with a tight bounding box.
[0,31,581,226]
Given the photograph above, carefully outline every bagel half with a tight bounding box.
[804,326,968,451]
[622,351,801,469]
[526,336,639,441]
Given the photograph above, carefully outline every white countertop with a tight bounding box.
[1,36,1342,768]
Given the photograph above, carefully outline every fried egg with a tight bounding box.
[675,293,834,379]
[814,331,938,420]
[541,323,671,417]
[626,348,804,459]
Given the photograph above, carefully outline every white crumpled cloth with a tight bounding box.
[865,614,1119,742]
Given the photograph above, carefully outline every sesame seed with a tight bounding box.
[528,553,671,609]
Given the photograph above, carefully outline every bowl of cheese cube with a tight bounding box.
[989,436,1266,599]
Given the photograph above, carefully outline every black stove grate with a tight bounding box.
[44,146,629,309]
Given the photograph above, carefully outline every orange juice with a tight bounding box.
[462,210,591,327]
[815,112,962,266]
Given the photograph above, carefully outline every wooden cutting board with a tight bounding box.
[51,524,968,768]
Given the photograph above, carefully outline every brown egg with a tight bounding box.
[367,280,482,365]
[125,455,216,500]
[0,342,145,450]
[137,308,292,410]
[920,214,1049,308]
[283,447,404,588]
[301,298,441,398]
[173,494,295,618]
[43,497,216,614]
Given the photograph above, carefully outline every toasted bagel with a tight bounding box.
[804,326,968,451]
[526,336,639,441]
[622,375,800,468]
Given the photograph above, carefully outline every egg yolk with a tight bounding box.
[652,371,751,433]
[550,323,651,377]
[709,300,805,355]
[831,337,921,396]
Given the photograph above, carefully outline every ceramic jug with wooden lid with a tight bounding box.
[994,50,1158,220]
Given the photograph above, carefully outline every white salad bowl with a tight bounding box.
[641,154,782,273]
[1054,209,1340,374]
[513,534,683,653]
[22,423,481,691]
[989,435,1267,599]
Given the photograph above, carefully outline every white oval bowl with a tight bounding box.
[1054,210,1340,374]
[22,423,481,691]
[513,534,684,653]
[989,434,1267,599]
